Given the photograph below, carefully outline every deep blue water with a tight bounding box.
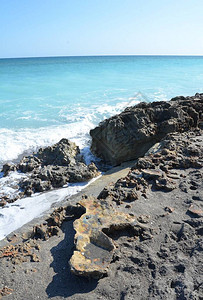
[0,55,203,165]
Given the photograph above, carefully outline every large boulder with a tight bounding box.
[90,94,203,165]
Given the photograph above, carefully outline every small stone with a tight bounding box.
[187,205,203,218]
[0,286,13,297]
[155,178,176,192]
[35,244,40,250]
[164,206,175,213]
[7,234,19,243]
[167,173,179,179]
[137,215,150,224]
[141,169,163,180]
[33,225,47,240]
[0,200,6,207]
[1,163,16,176]
[31,268,37,272]
[31,253,40,262]
[125,204,131,209]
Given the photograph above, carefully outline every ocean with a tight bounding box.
[0,55,203,240]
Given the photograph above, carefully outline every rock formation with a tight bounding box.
[69,196,148,278]
[98,130,203,204]
[1,139,100,197]
[90,93,203,165]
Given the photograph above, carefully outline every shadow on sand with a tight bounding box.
[46,220,98,298]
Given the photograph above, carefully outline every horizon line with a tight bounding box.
[0,54,203,60]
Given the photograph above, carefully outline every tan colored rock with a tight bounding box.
[0,286,13,298]
[69,196,137,278]
[141,169,163,180]
[164,206,175,213]
[0,240,40,264]
[188,205,203,218]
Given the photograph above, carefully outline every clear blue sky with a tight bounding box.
[0,0,203,58]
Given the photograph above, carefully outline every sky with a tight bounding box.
[0,0,203,58]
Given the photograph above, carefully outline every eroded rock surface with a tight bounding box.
[99,130,203,202]
[69,196,146,278]
[90,93,203,165]
[1,139,100,199]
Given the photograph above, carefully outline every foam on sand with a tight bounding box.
[0,175,101,241]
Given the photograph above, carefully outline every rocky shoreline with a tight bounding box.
[0,139,100,205]
[0,94,202,299]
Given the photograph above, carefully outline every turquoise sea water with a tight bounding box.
[0,55,203,166]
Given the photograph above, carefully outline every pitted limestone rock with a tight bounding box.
[69,196,137,278]
[90,94,203,165]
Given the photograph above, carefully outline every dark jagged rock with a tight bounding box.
[18,138,80,173]
[1,163,16,177]
[36,138,80,166]
[20,162,99,196]
[18,156,41,173]
[1,139,100,198]
[90,93,203,165]
[0,200,7,207]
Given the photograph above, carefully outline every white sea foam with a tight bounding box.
[0,118,94,167]
[0,171,28,201]
[0,98,141,167]
[16,116,32,120]
[96,100,139,115]
[0,175,101,241]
